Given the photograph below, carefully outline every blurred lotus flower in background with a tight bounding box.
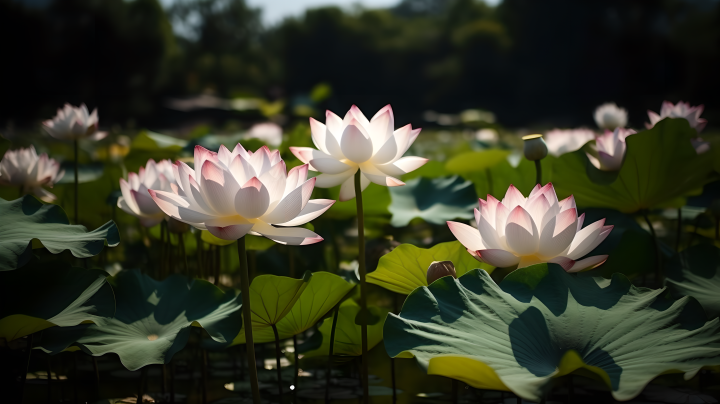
[543,128,596,156]
[594,102,628,130]
[587,128,636,171]
[646,101,707,132]
[246,122,283,147]
[42,103,107,141]
[118,159,175,227]
[447,184,613,272]
[149,144,334,243]
[0,146,64,202]
[290,105,427,201]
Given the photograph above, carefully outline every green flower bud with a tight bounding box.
[522,134,548,161]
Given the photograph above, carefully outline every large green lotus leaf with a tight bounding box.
[0,196,120,271]
[248,272,311,327]
[666,243,720,319]
[552,119,718,213]
[230,271,354,344]
[299,299,388,358]
[463,156,555,200]
[36,270,242,371]
[367,241,494,295]
[388,175,477,227]
[401,160,449,181]
[445,149,511,174]
[324,183,391,218]
[384,264,720,402]
[0,259,114,341]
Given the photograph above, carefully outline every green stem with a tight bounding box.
[237,237,261,403]
[293,334,298,404]
[289,247,295,278]
[325,304,340,404]
[676,208,682,252]
[201,349,208,404]
[643,212,663,287]
[73,139,79,224]
[534,160,542,186]
[353,170,369,403]
[196,230,203,279]
[178,232,188,277]
[271,324,284,402]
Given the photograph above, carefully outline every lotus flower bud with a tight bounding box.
[427,261,457,285]
[522,134,548,161]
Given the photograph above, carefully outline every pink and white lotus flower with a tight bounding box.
[0,147,65,202]
[290,105,427,201]
[646,101,707,132]
[149,144,335,243]
[587,128,636,171]
[42,103,107,141]
[594,103,628,130]
[447,184,613,272]
[118,159,175,227]
[543,128,596,157]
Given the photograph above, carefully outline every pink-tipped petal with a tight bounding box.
[207,223,255,241]
[253,222,324,245]
[477,249,520,268]
[277,199,335,227]
[505,206,539,255]
[447,221,485,251]
[566,255,608,273]
[235,177,270,219]
[340,123,373,163]
[338,173,369,202]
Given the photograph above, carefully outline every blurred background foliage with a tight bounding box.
[1,0,719,131]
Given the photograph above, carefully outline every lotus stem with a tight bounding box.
[676,208,682,252]
[73,352,78,403]
[642,211,662,287]
[534,160,542,186]
[93,356,100,390]
[47,354,52,402]
[20,333,34,404]
[160,221,167,279]
[271,324,284,402]
[201,349,208,404]
[485,168,494,196]
[178,232,188,277]
[170,360,175,404]
[289,247,295,278]
[214,245,220,285]
[137,366,147,404]
[451,379,458,403]
[353,170,369,403]
[325,304,340,404]
[568,374,574,404]
[391,293,399,403]
[73,139,79,224]
[237,237,261,403]
[196,231,203,279]
[293,334,298,404]
[161,364,166,396]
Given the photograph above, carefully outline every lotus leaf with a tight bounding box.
[247,272,311,328]
[0,259,114,341]
[666,243,720,319]
[299,299,388,358]
[56,162,104,184]
[384,264,720,402]
[36,270,242,371]
[131,130,187,151]
[367,241,494,295]
[445,149,511,174]
[552,119,718,213]
[388,175,477,227]
[230,271,354,344]
[0,196,119,271]
[455,155,555,199]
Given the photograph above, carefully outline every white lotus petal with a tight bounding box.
[263,178,316,224]
[447,221,485,252]
[338,172,370,202]
[314,169,355,188]
[341,122,373,163]
[369,104,394,150]
[566,255,608,273]
[207,223,255,241]
[277,199,335,227]
[505,206,538,256]
[253,222,323,245]
[234,177,270,219]
[477,249,520,268]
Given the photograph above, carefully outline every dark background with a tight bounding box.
[1,0,718,131]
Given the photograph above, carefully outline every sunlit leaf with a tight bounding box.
[131,130,187,151]
[247,272,311,327]
[299,299,388,358]
[553,119,718,213]
[0,259,114,341]
[388,175,477,227]
[367,241,494,295]
[445,149,511,174]
[0,196,119,271]
[230,271,354,344]
[56,162,104,184]
[385,264,720,402]
[36,270,242,370]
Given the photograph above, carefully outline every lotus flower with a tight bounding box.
[290,105,427,201]
[447,184,613,272]
[42,103,106,141]
[586,128,636,171]
[149,144,335,243]
[118,159,175,227]
[0,147,64,202]
[594,103,628,130]
[646,101,707,132]
[543,128,596,157]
